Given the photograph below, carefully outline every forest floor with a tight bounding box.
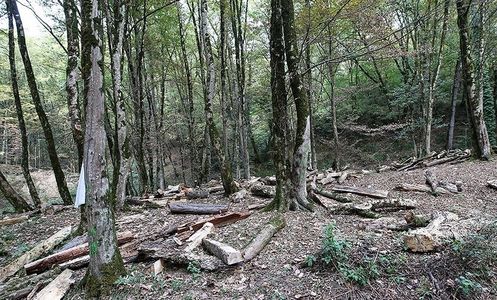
[1,159,497,299]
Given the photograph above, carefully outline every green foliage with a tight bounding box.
[114,269,147,286]
[270,290,286,300]
[13,243,30,257]
[304,254,316,268]
[456,273,482,297]
[320,222,349,267]
[171,278,183,292]
[187,261,201,280]
[482,72,497,146]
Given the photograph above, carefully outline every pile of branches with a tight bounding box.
[377,149,471,172]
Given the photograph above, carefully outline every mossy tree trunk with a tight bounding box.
[281,0,313,211]
[0,170,32,212]
[456,0,491,160]
[81,0,125,294]
[266,0,289,211]
[9,0,72,206]
[7,0,41,208]
[200,0,238,195]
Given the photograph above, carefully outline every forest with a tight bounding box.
[0,0,497,298]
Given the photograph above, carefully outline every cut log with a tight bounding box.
[248,202,269,210]
[32,269,74,300]
[59,241,137,270]
[421,156,459,168]
[424,170,438,194]
[184,222,214,252]
[24,231,134,274]
[0,225,73,282]
[487,180,497,190]
[127,197,165,208]
[394,183,449,194]
[314,188,352,203]
[170,211,252,235]
[330,185,389,199]
[230,189,248,203]
[0,268,60,300]
[337,172,348,184]
[250,184,275,198]
[202,239,243,265]
[329,199,416,218]
[149,259,164,275]
[0,215,29,226]
[403,211,459,252]
[208,185,225,194]
[168,202,228,215]
[185,189,209,199]
[243,215,285,261]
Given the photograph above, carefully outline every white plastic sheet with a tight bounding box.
[74,164,86,208]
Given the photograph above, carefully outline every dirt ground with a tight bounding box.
[1,159,497,300]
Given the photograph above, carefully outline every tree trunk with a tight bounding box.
[7,1,40,208]
[281,0,313,211]
[447,59,462,150]
[327,39,340,170]
[266,0,289,211]
[305,3,316,170]
[200,0,238,195]
[63,0,84,169]
[81,0,125,294]
[456,0,491,160]
[0,170,32,212]
[106,1,129,209]
[494,64,497,138]
[9,0,72,205]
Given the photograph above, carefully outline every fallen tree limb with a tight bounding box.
[0,225,73,282]
[330,185,389,199]
[243,215,285,261]
[185,189,209,199]
[250,184,275,198]
[329,199,416,218]
[314,188,352,203]
[0,215,29,226]
[32,269,74,300]
[394,183,449,194]
[24,231,134,274]
[202,239,243,265]
[168,211,252,236]
[0,268,60,300]
[168,202,228,214]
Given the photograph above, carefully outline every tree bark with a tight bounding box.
[281,0,313,211]
[266,0,289,211]
[456,0,491,160]
[63,0,84,169]
[81,0,125,294]
[9,0,72,205]
[7,1,40,208]
[0,170,32,212]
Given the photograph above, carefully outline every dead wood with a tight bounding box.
[168,202,228,214]
[329,199,416,219]
[243,215,285,261]
[24,231,134,274]
[0,215,29,226]
[166,211,252,236]
[32,269,74,300]
[250,184,276,198]
[487,180,497,190]
[184,222,214,252]
[314,188,352,203]
[0,225,73,282]
[330,185,389,199]
[185,189,209,199]
[202,239,243,265]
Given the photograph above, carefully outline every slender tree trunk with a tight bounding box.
[305,0,316,170]
[456,0,491,160]
[327,33,340,170]
[81,0,125,294]
[200,0,238,195]
[0,170,32,212]
[447,59,462,150]
[266,0,289,211]
[493,64,497,138]
[7,1,40,208]
[9,0,72,205]
[281,0,312,211]
[63,0,84,168]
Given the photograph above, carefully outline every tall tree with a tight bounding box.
[9,0,73,205]
[63,0,84,168]
[7,0,41,208]
[81,0,125,294]
[456,0,491,159]
[447,59,462,150]
[0,170,32,212]
[267,0,289,211]
[281,0,313,211]
[200,0,238,195]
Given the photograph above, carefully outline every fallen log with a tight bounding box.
[170,211,252,235]
[320,172,341,185]
[329,199,416,218]
[250,184,275,198]
[403,211,459,252]
[0,226,73,282]
[424,170,438,194]
[24,231,134,275]
[184,222,214,252]
[261,176,277,185]
[421,156,459,168]
[32,269,74,300]
[314,188,352,203]
[394,183,449,194]
[230,189,248,203]
[487,180,497,190]
[185,189,209,199]
[168,202,228,215]
[243,215,285,261]
[202,239,243,265]
[208,186,225,194]
[0,215,29,226]
[0,268,60,300]
[337,172,348,184]
[127,197,166,208]
[330,185,389,199]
